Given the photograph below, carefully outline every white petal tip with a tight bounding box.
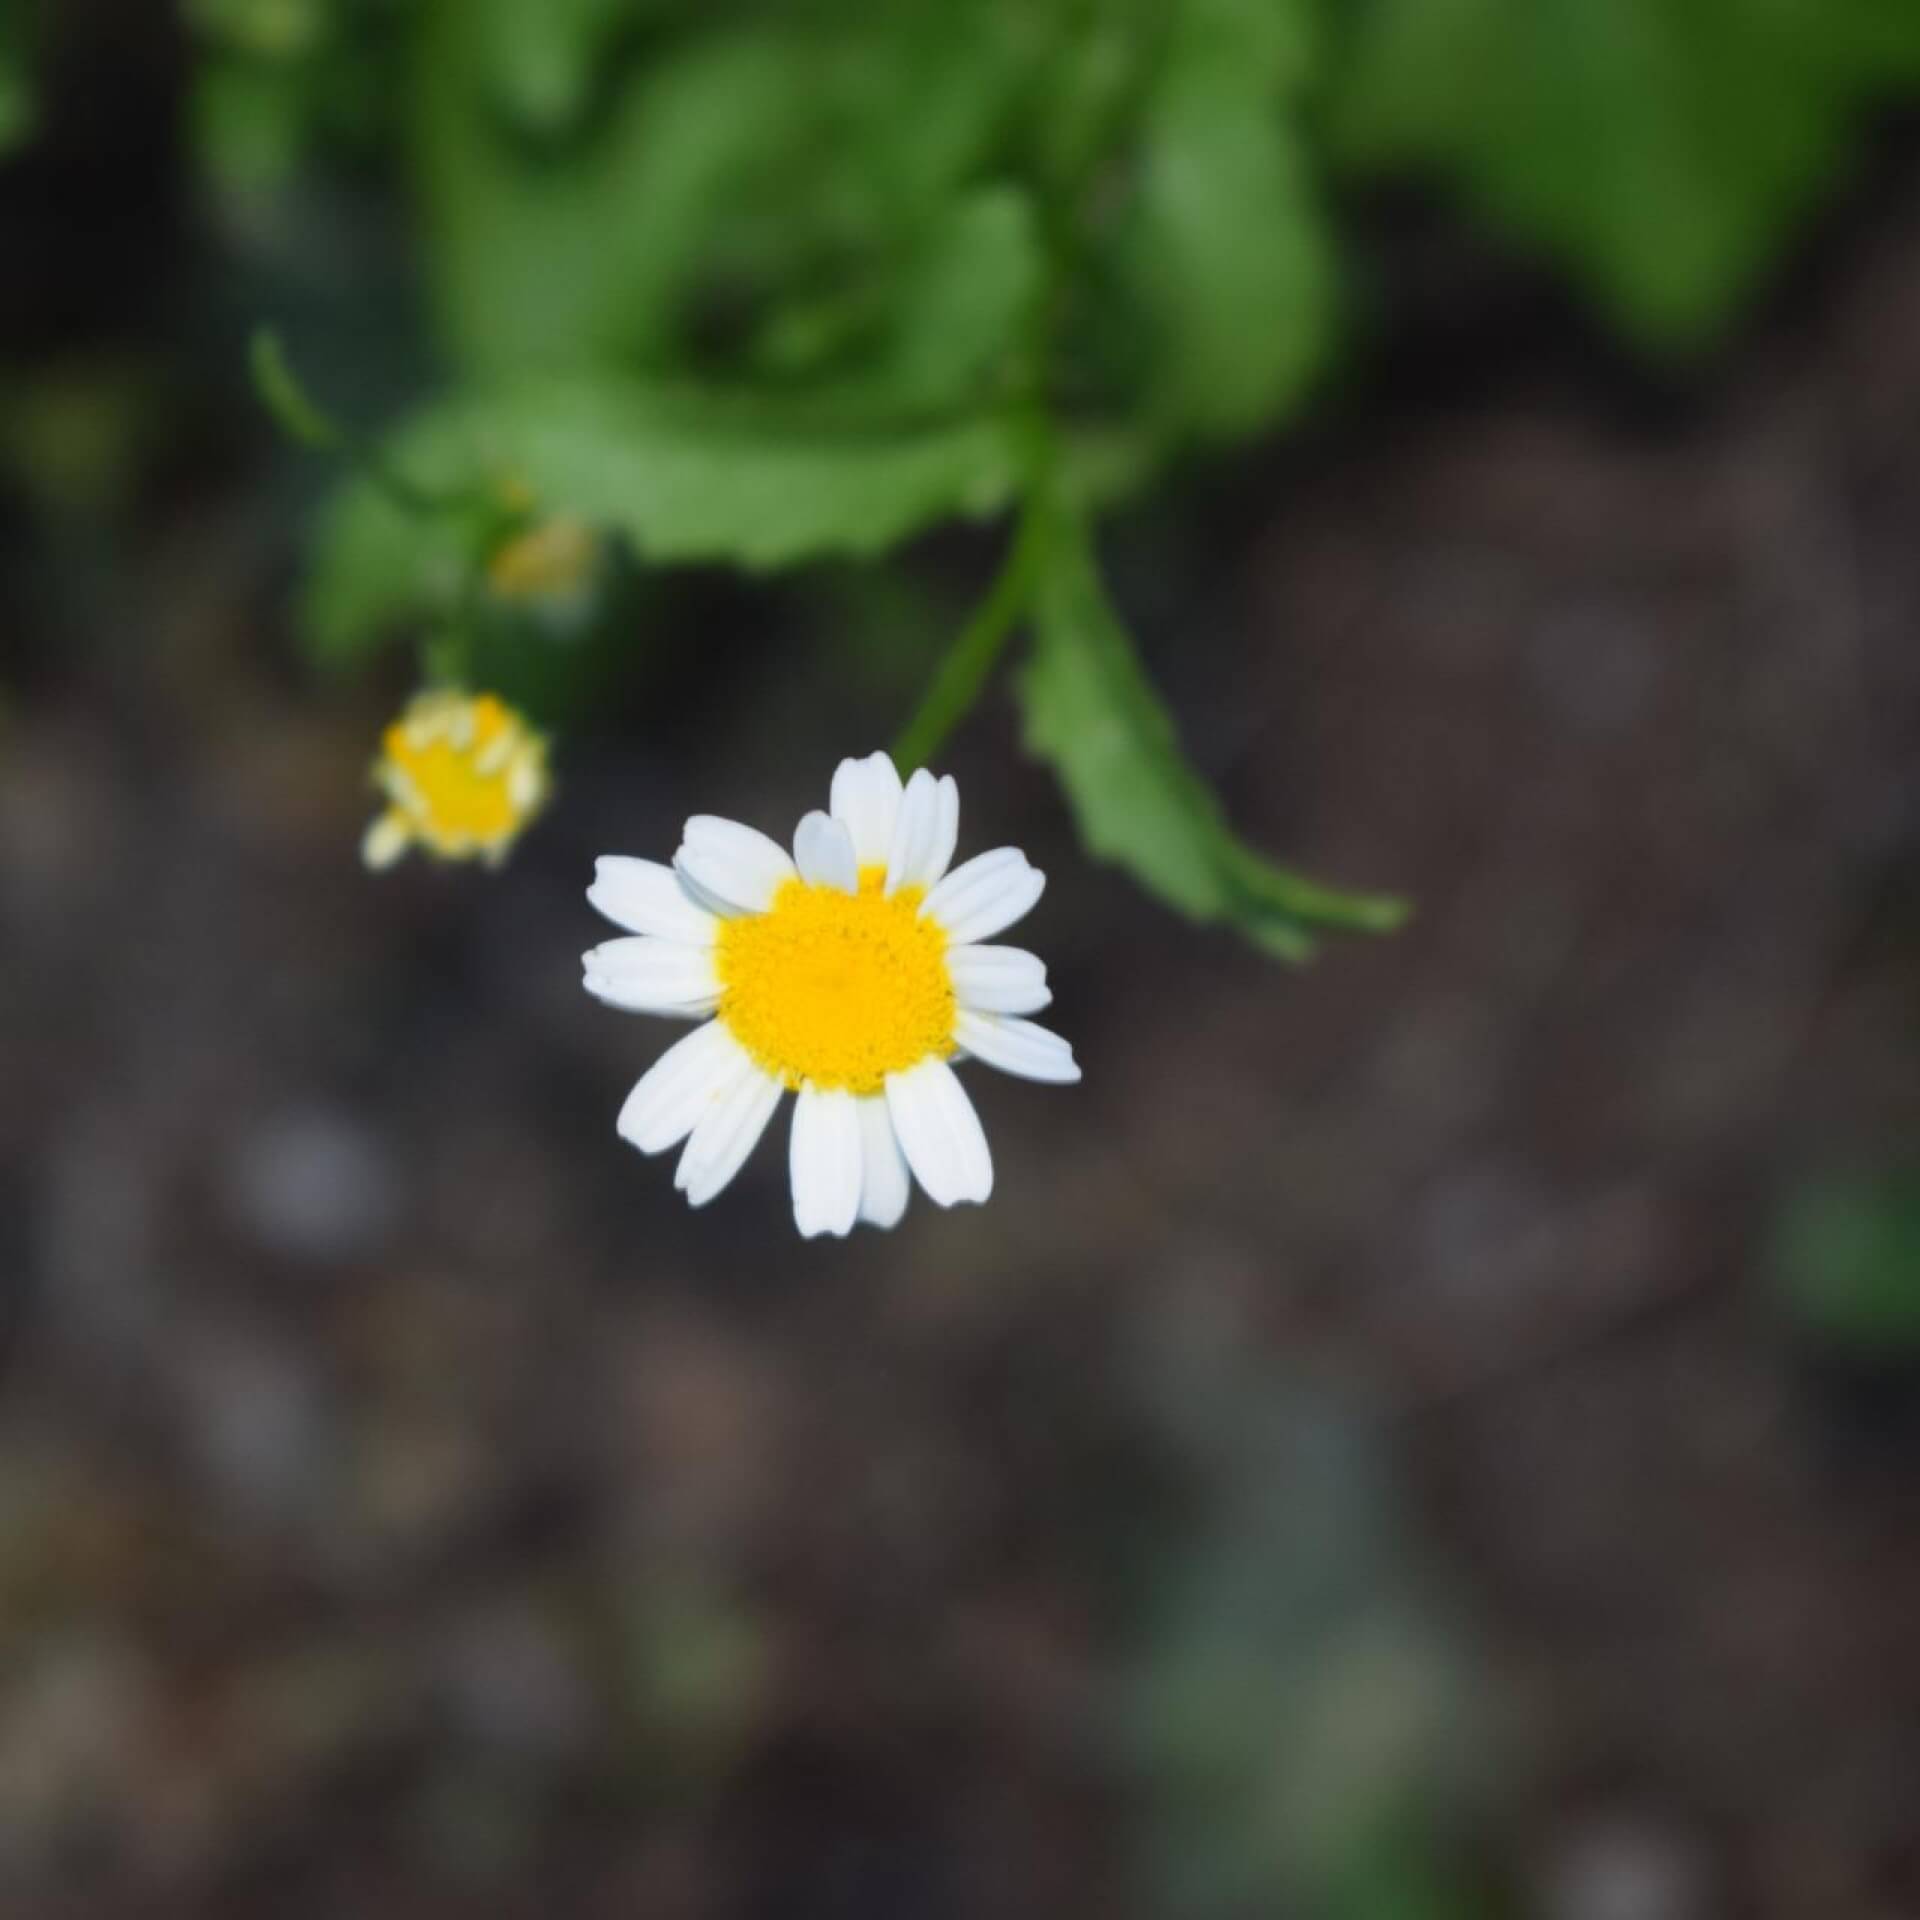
[924,1177,993,1211]
[885,1058,993,1211]
[361,814,409,869]
[797,1218,856,1241]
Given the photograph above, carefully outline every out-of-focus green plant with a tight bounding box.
[226,0,1920,947]
[1118,1309,1486,1917]
[188,0,403,196]
[1327,0,1920,346]
[1769,1169,1920,1354]
[0,359,169,519]
[0,0,38,153]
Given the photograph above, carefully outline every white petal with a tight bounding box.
[588,856,719,944]
[953,1011,1081,1084]
[947,945,1051,1015]
[674,1067,783,1208]
[884,1057,992,1208]
[792,810,859,895]
[884,769,960,894]
[856,1096,911,1229]
[617,1020,754,1154]
[882,768,935,894]
[361,812,409,869]
[673,863,747,922]
[583,937,721,1014]
[933,777,961,884]
[674,815,796,916]
[829,751,903,870]
[788,1083,863,1239]
[922,848,1045,946]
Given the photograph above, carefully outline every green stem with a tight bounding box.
[892,481,1051,773]
[889,0,1157,776]
[249,326,475,524]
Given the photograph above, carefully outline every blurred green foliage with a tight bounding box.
[182,0,1920,946]
[1120,1313,1484,1917]
[1122,0,1329,437]
[0,0,36,153]
[189,0,402,194]
[0,359,169,519]
[1770,1169,1920,1353]
[1328,0,1920,345]
[303,378,1028,659]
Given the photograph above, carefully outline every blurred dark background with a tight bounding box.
[4,3,1920,1917]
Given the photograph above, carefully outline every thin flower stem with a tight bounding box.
[890,18,1131,781]
[892,482,1052,773]
[249,327,474,524]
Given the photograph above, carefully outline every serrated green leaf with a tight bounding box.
[1119,0,1335,439]
[1020,500,1406,960]
[403,383,1025,566]
[303,379,1024,663]
[1327,0,1920,348]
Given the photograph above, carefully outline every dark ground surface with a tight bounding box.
[4,37,1920,1920]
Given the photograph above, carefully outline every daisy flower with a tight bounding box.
[362,689,551,870]
[584,751,1080,1236]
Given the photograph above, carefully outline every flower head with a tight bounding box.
[362,689,551,870]
[584,751,1079,1236]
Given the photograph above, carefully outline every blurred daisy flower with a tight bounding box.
[362,689,551,870]
[584,750,1080,1237]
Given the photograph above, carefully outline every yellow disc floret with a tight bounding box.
[717,869,956,1094]
[362,689,550,869]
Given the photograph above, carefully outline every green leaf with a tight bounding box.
[467,0,635,134]
[1327,0,1920,349]
[1770,1170,1920,1352]
[411,13,798,375]
[302,487,469,671]
[303,379,1024,663]
[1021,500,1406,960]
[1118,0,1335,439]
[752,187,1045,421]
[187,0,408,196]
[191,54,308,193]
[411,2,1028,379]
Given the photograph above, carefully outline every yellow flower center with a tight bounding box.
[380,693,544,851]
[717,869,956,1094]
